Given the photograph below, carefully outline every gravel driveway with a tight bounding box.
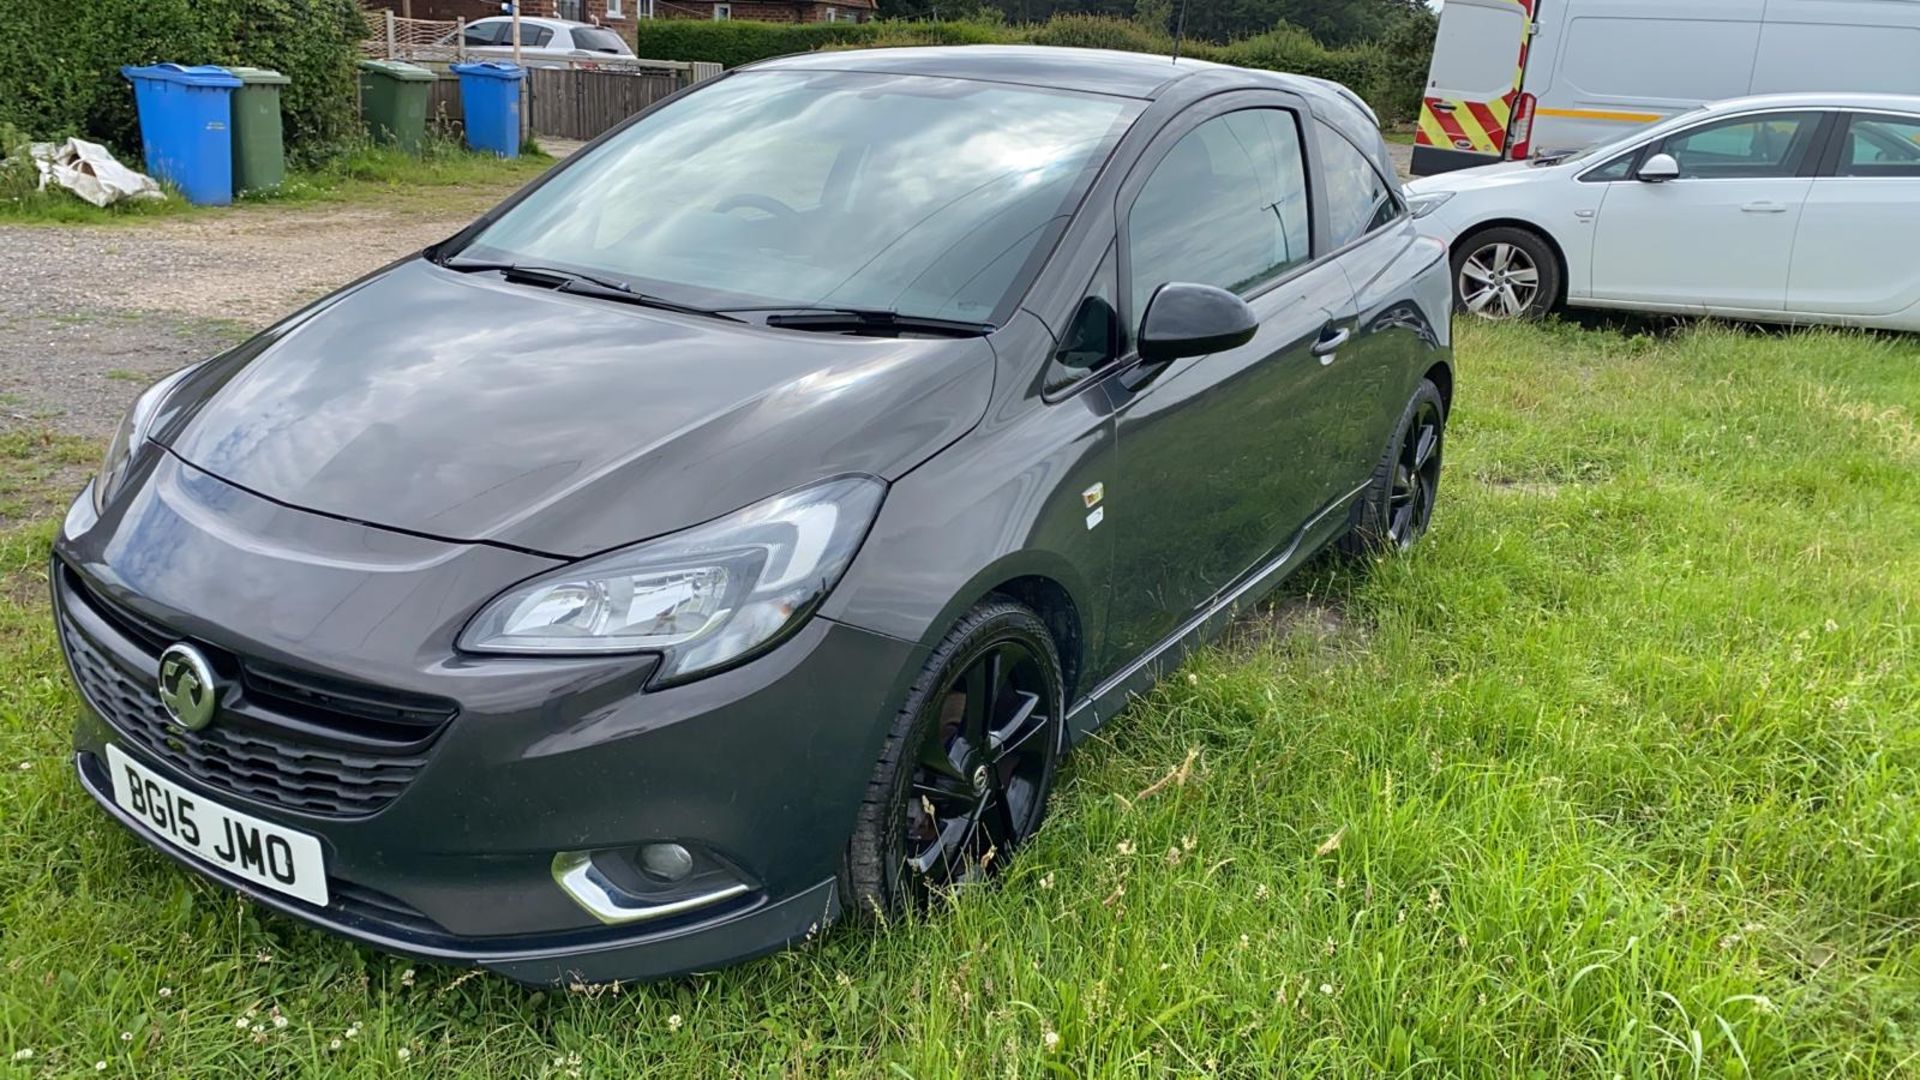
[3,202,494,441]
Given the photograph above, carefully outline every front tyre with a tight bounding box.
[1452,226,1559,320]
[1340,379,1447,556]
[844,599,1063,919]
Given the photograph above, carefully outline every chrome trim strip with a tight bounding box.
[551,852,751,926]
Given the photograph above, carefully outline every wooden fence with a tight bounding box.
[526,66,684,141]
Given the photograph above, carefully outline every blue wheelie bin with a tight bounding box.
[450,61,525,158]
[121,64,244,205]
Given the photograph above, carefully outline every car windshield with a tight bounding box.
[454,70,1141,324]
[571,26,631,54]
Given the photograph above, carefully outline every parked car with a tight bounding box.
[55,46,1452,985]
[444,16,634,67]
[1412,0,1920,177]
[1407,92,1920,329]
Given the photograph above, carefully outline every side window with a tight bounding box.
[1317,122,1401,247]
[464,22,505,45]
[1581,149,1640,183]
[1838,114,1920,178]
[1046,245,1124,395]
[526,26,555,47]
[1126,108,1310,320]
[1657,112,1821,179]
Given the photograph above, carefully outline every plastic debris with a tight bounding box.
[24,138,164,207]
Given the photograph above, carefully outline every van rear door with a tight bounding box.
[1413,0,1537,177]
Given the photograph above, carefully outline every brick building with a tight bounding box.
[390,0,631,28]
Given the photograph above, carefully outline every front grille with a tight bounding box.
[57,563,456,817]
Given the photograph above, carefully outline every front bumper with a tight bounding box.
[56,453,922,983]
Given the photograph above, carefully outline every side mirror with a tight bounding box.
[1637,152,1681,183]
[1137,283,1258,364]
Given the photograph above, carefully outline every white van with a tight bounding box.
[1412,0,1920,176]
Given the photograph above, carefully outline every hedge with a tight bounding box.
[0,0,366,163]
[630,13,1431,124]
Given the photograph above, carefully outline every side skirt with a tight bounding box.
[1062,483,1368,747]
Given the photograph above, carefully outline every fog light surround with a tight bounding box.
[551,848,750,926]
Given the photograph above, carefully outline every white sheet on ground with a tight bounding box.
[25,138,164,207]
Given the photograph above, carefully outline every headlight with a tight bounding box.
[94,364,201,513]
[459,475,886,682]
[1408,191,1456,220]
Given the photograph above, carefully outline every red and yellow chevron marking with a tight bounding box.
[1415,0,1536,157]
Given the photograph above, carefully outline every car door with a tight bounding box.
[1311,120,1425,496]
[1589,110,1828,311]
[1098,98,1359,671]
[1788,111,1920,319]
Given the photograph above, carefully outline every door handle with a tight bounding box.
[1312,326,1351,362]
[1742,201,1789,214]
[1429,101,1457,112]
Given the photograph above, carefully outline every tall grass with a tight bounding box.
[1,319,1917,1075]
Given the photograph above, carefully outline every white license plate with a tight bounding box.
[105,744,329,907]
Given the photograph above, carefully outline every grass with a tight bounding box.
[2,317,1919,1076]
[0,139,552,226]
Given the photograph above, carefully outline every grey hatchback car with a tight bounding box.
[56,46,1452,984]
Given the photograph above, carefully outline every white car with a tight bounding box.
[1406,93,1920,331]
[447,16,635,67]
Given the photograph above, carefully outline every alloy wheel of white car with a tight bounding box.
[1459,241,1541,319]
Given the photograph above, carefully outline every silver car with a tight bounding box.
[447,16,635,68]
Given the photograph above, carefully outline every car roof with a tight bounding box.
[750,45,1357,107]
[470,15,588,29]
[1704,91,1920,115]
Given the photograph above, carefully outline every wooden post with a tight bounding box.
[455,17,466,60]
[385,9,398,58]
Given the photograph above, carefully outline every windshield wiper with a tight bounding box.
[441,259,741,322]
[747,308,994,338]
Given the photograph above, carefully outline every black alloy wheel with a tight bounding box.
[1388,396,1443,549]
[845,600,1062,915]
[1341,378,1447,556]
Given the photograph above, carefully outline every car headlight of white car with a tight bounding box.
[460,475,886,682]
[1407,191,1456,220]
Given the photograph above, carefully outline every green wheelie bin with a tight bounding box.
[225,66,290,193]
[358,59,437,154]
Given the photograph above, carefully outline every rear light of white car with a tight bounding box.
[1508,93,1538,160]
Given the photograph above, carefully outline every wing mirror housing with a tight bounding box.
[1137,283,1259,364]
[1637,152,1681,183]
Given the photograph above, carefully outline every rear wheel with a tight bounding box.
[1341,379,1446,556]
[844,599,1063,918]
[1452,226,1560,320]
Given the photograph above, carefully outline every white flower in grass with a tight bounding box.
[396,1047,411,1061]
[11,1048,32,1061]
[328,1039,342,1051]
[120,1032,133,1042]
[400,968,416,988]
[1319,983,1333,995]
[272,1015,287,1030]
[158,987,172,998]
[667,1014,683,1032]
[95,1062,107,1072]
[1042,1030,1060,1051]
[235,1017,251,1029]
